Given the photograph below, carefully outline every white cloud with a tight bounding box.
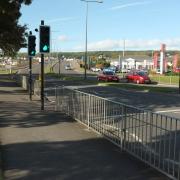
[110,1,152,11]
[47,17,78,23]
[73,38,180,51]
[58,35,69,42]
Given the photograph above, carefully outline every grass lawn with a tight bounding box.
[45,73,179,94]
[46,73,98,84]
[0,69,17,74]
[149,75,179,85]
[98,82,178,94]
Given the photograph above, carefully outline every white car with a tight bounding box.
[91,67,101,72]
[65,65,72,70]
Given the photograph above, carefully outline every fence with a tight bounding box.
[150,75,179,85]
[55,86,180,180]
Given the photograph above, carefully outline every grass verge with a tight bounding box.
[98,82,178,94]
[46,73,178,94]
[46,73,98,85]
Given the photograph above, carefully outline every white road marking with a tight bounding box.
[155,109,180,113]
[102,124,179,166]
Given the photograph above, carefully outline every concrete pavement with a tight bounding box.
[0,74,169,180]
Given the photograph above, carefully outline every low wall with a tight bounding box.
[14,74,28,90]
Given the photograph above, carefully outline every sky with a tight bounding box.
[19,0,180,52]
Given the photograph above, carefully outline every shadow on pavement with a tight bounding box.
[0,101,73,128]
[2,139,168,180]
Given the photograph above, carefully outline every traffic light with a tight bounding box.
[40,25,50,53]
[28,35,36,56]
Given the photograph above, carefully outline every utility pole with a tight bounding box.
[58,56,61,76]
[119,55,122,72]
[81,0,103,80]
[123,39,125,58]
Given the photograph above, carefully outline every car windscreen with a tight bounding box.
[104,71,114,75]
[137,71,146,76]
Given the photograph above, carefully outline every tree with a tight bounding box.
[0,0,32,56]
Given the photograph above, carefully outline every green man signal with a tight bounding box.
[40,25,50,53]
[28,35,36,56]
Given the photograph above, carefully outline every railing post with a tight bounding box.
[87,94,91,130]
[149,112,153,164]
[103,100,106,134]
[178,152,180,180]
[55,85,57,111]
[170,76,172,85]
[122,106,126,149]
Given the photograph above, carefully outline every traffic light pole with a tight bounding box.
[28,31,32,101]
[41,20,45,110]
[29,56,32,101]
[41,53,44,110]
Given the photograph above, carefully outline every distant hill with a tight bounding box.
[17,50,180,59]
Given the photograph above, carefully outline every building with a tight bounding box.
[153,44,167,74]
[173,54,180,73]
[110,56,153,72]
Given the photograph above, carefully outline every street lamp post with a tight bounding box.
[81,0,103,80]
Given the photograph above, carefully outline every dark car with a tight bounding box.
[97,70,119,82]
[126,71,151,84]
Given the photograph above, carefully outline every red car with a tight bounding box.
[97,71,119,82]
[126,71,151,84]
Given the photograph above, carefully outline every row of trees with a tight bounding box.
[17,50,180,60]
[0,0,32,56]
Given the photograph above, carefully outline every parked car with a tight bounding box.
[121,68,131,73]
[97,70,119,82]
[65,64,72,70]
[108,66,119,73]
[125,71,151,84]
[91,67,101,72]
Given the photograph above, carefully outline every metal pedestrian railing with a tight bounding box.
[54,86,180,180]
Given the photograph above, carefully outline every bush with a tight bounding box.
[165,71,179,76]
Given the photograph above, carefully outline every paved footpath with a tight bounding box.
[0,75,169,180]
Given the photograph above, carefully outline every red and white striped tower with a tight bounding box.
[159,44,166,74]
